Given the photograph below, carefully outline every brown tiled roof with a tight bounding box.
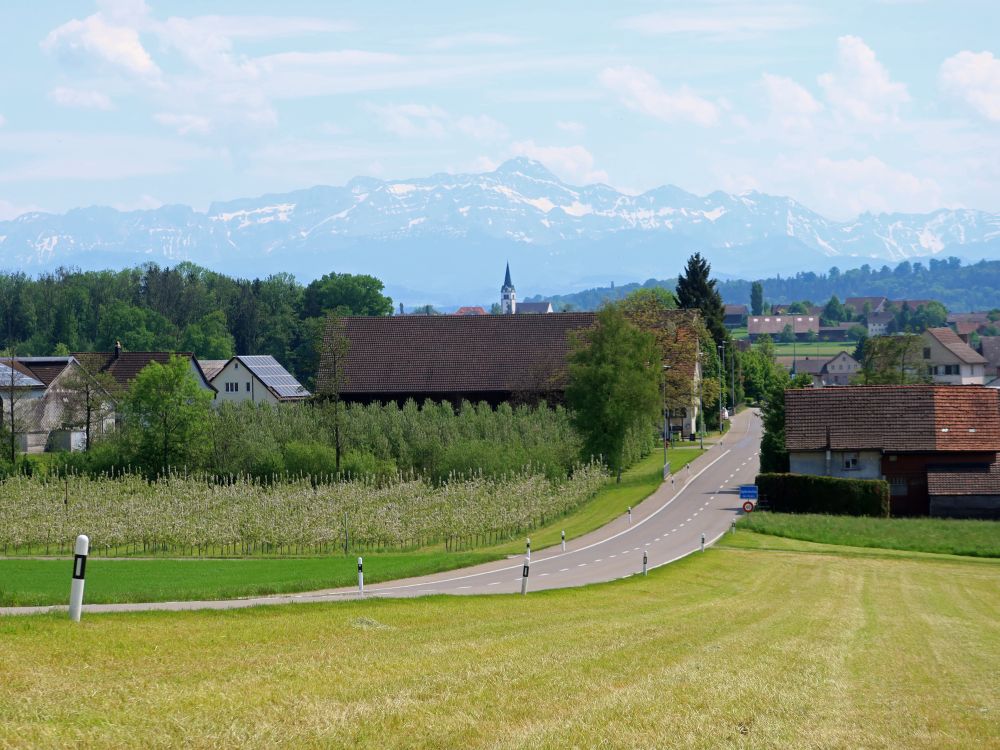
[74,351,213,389]
[199,359,228,380]
[927,462,1000,496]
[454,306,487,316]
[925,327,988,365]
[845,296,888,314]
[948,312,990,325]
[954,321,984,337]
[867,311,895,325]
[748,315,820,335]
[319,314,597,396]
[785,385,1000,452]
[724,304,748,315]
[16,358,72,386]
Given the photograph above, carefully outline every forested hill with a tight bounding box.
[527,257,1000,312]
[0,263,393,386]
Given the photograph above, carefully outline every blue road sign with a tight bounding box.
[739,484,759,500]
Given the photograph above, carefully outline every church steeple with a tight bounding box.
[500,262,516,314]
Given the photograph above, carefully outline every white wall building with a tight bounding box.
[922,328,986,385]
[210,355,310,405]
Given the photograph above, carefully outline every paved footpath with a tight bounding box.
[2,410,761,616]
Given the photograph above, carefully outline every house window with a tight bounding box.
[945,365,959,376]
[843,453,859,471]
[889,477,908,496]
[923,348,931,359]
[246,381,251,392]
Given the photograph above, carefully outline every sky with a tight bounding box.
[1,0,999,222]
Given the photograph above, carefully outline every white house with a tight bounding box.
[921,328,986,385]
[0,357,116,453]
[210,355,310,405]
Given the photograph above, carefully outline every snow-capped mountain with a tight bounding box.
[2,158,999,302]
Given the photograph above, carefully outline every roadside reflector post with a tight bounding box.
[642,550,648,576]
[526,537,531,562]
[731,519,737,535]
[561,530,566,552]
[69,534,89,622]
[521,561,529,595]
[357,556,364,597]
[627,506,632,526]
[700,533,706,552]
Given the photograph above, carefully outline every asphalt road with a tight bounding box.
[1,410,761,616]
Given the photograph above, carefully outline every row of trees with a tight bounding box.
[0,264,393,386]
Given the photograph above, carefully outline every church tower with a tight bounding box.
[500,262,516,314]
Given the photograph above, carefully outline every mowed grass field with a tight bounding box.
[0,447,704,606]
[740,512,1000,558]
[2,534,997,748]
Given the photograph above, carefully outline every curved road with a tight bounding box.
[2,410,761,616]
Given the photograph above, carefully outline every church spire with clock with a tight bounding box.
[500,262,517,314]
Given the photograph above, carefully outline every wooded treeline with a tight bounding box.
[0,263,393,386]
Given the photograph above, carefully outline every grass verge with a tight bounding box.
[738,511,1000,557]
[0,552,498,607]
[1,539,997,747]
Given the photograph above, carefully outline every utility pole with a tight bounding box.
[661,364,671,475]
[717,342,725,434]
[731,343,736,416]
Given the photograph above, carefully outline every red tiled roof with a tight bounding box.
[954,321,983,337]
[925,327,988,365]
[785,385,1000,452]
[454,306,487,316]
[927,462,1000,496]
[724,304,748,315]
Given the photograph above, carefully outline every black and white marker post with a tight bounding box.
[627,506,632,526]
[642,550,648,576]
[521,559,529,595]
[357,556,364,597]
[561,530,566,552]
[69,534,89,622]
[700,532,706,552]
[526,537,531,562]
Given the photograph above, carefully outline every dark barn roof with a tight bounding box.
[785,385,1000,453]
[75,351,214,390]
[928,461,1000,496]
[318,313,598,399]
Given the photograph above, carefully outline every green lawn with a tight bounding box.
[0,552,498,607]
[770,340,856,357]
[0,448,704,605]
[739,512,1000,558]
[2,535,997,748]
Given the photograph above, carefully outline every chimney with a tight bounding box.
[114,340,122,359]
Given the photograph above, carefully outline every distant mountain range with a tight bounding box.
[2,158,999,306]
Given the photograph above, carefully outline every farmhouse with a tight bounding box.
[317,311,704,437]
[0,357,115,453]
[747,315,820,341]
[210,355,310,404]
[866,311,894,336]
[723,304,748,328]
[921,327,986,385]
[75,344,216,393]
[785,385,1000,517]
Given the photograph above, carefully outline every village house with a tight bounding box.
[785,385,1000,517]
[210,355,310,405]
[75,344,216,393]
[0,357,115,453]
[921,327,986,385]
[866,311,895,336]
[777,351,860,387]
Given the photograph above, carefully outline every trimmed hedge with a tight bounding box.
[756,473,890,517]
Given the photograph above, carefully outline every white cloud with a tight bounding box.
[368,104,507,141]
[0,114,5,127]
[456,115,508,141]
[940,50,1000,122]
[49,86,114,110]
[600,66,718,126]
[0,198,43,220]
[426,32,521,50]
[509,141,608,184]
[153,113,212,136]
[760,73,821,130]
[818,36,909,125]
[619,6,813,37]
[774,155,943,217]
[555,120,585,135]
[42,10,160,78]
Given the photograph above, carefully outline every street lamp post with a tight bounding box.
[717,342,726,435]
[697,351,705,450]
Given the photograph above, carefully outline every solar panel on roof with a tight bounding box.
[0,363,44,388]
[237,355,309,398]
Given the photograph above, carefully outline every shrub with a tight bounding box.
[756,473,890,517]
[282,441,338,477]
